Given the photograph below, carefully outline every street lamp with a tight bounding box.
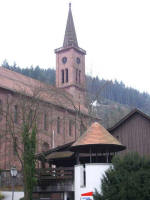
[10,167,18,200]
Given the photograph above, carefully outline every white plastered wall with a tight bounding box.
[74,163,112,200]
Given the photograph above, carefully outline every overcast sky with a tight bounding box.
[0,0,150,93]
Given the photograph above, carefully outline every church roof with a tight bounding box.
[63,3,78,48]
[0,67,88,115]
[71,122,125,152]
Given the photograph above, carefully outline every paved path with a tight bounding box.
[1,191,24,200]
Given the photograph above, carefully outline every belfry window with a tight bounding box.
[79,70,81,84]
[61,70,64,83]
[65,68,68,82]
[76,69,78,83]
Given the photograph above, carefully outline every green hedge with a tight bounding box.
[0,193,4,200]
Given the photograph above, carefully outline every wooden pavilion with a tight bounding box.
[33,122,125,200]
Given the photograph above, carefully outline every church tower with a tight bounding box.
[55,3,86,105]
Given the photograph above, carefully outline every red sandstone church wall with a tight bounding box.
[0,87,90,170]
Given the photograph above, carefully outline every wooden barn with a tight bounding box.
[108,109,150,156]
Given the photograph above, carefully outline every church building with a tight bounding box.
[0,3,96,170]
[55,3,86,105]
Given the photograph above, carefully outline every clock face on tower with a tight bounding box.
[62,57,67,64]
[76,57,80,64]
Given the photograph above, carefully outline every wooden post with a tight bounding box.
[106,152,109,163]
[96,152,98,163]
[90,146,92,163]
[41,160,45,168]
[76,152,80,164]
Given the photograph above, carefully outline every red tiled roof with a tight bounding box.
[0,67,88,114]
[71,122,125,152]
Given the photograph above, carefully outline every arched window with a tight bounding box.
[28,109,33,126]
[44,113,48,130]
[57,117,60,134]
[80,122,85,136]
[42,142,49,152]
[14,105,18,123]
[13,137,18,155]
[69,120,73,136]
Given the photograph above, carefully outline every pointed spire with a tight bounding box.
[63,3,78,48]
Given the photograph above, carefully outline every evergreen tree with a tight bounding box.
[94,153,150,200]
[23,125,37,200]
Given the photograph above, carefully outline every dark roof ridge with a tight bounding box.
[0,66,76,99]
[0,66,94,118]
[0,66,56,90]
[36,141,75,159]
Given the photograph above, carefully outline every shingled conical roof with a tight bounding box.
[71,122,125,152]
[63,3,78,48]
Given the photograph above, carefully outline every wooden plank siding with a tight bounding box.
[110,112,150,156]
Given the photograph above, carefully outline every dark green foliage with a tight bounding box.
[2,60,56,85]
[86,76,150,114]
[95,99,131,128]
[2,60,150,115]
[93,153,150,200]
[22,124,37,200]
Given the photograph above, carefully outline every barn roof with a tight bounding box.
[108,108,150,132]
[0,66,88,115]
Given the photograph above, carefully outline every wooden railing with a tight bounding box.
[36,167,74,180]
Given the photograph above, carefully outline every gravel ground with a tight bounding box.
[1,191,24,200]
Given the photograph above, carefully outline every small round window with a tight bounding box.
[76,57,80,64]
[62,57,67,64]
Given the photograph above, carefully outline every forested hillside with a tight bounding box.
[2,60,150,128]
[86,76,150,113]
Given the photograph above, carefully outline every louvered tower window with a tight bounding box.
[65,68,68,82]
